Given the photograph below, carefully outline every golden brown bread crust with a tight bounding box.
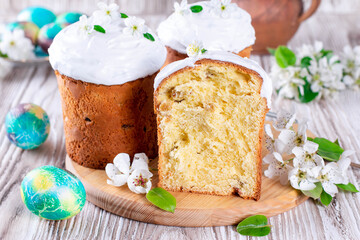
[154,59,269,201]
[163,45,253,67]
[56,71,158,169]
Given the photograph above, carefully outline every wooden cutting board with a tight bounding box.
[65,123,313,227]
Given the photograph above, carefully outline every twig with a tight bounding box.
[351,162,360,168]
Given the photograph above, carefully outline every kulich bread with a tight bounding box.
[158,0,255,66]
[154,52,272,200]
[164,46,253,67]
[48,4,167,169]
[56,71,158,169]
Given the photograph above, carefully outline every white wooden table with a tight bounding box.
[1,1,360,240]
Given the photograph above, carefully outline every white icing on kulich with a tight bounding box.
[49,3,167,85]
[157,0,255,54]
[154,51,273,108]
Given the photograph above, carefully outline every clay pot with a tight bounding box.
[234,0,321,54]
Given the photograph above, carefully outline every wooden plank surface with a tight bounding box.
[0,0,360,239]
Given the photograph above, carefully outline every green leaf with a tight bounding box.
[320,190,333,206]
[309,137,344,162]
[146,187,176,213]
[0,50,8,58]
[94,25,106,34]
[120,13,128,18]
[300,56,312,68]
[302,182,323,199]
[320,49,333,58]
[143,32,155,42]
[201,48,207,54]
[275,46,296,68]
[190,5,203,13]
[298,78,319,103]
[334,139,340,146]
[267,48,276,56]
[236,215,271,237]
[336,183,359,193]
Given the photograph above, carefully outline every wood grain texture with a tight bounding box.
[0,1,360,239]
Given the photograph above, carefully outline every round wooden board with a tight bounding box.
[65,123,313,227]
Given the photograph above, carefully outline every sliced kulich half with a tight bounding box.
[154,51,272,200]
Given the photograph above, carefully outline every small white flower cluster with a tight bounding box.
[186,40,206,58]
[342,45,360,89]
[78,2,148,39]
[271,41,348,101]
[105,153,153,194]
[264,109,353,197]
[272,42,360,102]
[174,0,237,18]
[0,29,35,61]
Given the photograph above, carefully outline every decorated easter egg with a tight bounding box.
[21,165,86,220]
[5,103,50,150]
[17,7,56,28]
[56,12,82,26]
[38,23,64,53]
[6,21,39,45]
[34,45,49,57]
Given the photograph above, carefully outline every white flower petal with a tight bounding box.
[113,153,131,175]
[134,153,149,164]
[303,141,319,154]
[299,180,316,191]
[322,181,338,197]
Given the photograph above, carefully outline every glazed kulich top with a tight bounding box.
[157,0,255,54]
[49,12,167,85]
[154,51,272,108]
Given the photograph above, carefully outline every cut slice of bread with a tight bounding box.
[154,55,270,200]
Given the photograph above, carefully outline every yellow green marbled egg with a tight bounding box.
[21,166,86,220]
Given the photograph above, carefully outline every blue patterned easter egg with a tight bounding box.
[6,21,40,45]
[38,23,64,53]
[21,166,86,220]
[56,12,82,26]
[5,103,50,150]
[17,7,56,28]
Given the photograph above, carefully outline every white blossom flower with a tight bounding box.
[123,17,145,38]
[78,15,94,36]
[105,153,131,186]
[0,58,11,79]
[270,63,306,100]
[273,109,297,131]
[174,0,190,16]
[297,41,323,60]
[93,2,120,24]
[292,141,324,168]
[264,152,293,185]
[210,0,237,18]
[127,169,153,194]
[186,40,204,58]
[264,124,275,153]
[0,29,34,61]
[341,45,360,88]
[276,119,307,154]
[310,161,349,197]
[305,55,345,96]
[289,167,318,191]
[131,153,149,172]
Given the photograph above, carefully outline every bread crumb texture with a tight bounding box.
[155,60,267,200]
